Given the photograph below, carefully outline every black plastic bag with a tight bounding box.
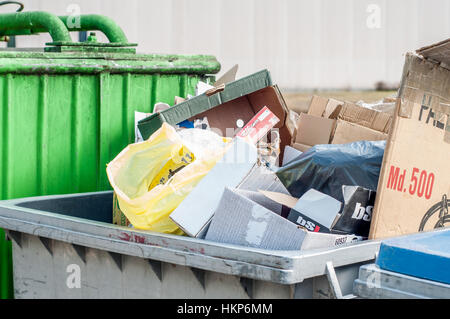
[276,140,385,203]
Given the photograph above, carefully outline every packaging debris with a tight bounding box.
[369,38,450,239]
[204,187,363,250]
[137,69,295,160]
[237,163,289,195]
[234,189,287,217]
[258,186,375,237]
[307,95,343,118]
[259,189,341,233]
[170,107,281,237]
[110,55,425,253]
[293,113,335,152]
[276,140,385,203]
[291,96,393,152]
[107,123,230,233]
[356,96,397,114]
[169,137,258,238]
[332,185,375,237]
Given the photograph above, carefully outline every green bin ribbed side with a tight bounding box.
[0,54,218,298]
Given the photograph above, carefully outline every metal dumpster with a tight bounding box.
[0,10,220,299]
[0,191,380,299]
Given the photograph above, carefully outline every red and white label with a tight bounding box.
[236,106,280,145]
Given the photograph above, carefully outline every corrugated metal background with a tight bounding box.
[1,0,449,89]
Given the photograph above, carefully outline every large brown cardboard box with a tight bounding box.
[369,39,450,239]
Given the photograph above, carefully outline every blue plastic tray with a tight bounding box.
[376,229,450,285]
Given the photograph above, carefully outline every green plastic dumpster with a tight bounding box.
[0,11,220,299]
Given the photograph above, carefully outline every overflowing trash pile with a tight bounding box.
[104,38,450,252]
[105,66,399,252]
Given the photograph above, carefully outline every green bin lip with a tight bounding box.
[0,51,221,75]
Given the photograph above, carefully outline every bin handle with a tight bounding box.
[58,14,129,43]
[0,12,129,44]
[0,11,72,42]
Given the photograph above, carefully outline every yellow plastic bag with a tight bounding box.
[106,123,230,234]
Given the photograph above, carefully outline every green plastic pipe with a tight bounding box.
[0,13,129,44]
[59,14,129,43]
[0,11,72,42]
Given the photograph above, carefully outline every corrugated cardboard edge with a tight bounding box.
[336,102,393,134]
[259,190,299,209]
[368,99,401,240]
[397,53,450,121]
[416,38,450,69]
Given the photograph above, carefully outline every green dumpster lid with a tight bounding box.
[0,11,220,75]
[0,51,221,75]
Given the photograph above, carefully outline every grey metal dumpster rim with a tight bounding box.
[0,191,381,285]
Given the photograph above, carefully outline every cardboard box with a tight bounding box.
[295,113,335,146]
[169,137,258,238]
[293,99,391,151]
[369,39,450,239]
[237,164,289,195]
[307,95,343,118]
[331,120,388,144]
[307,95,329,117]
[137,70,294,157]
[260,190,341,233]
[324,98,344,118]
[300,231,363,251]
[332,102,392,134]
[234,189,286,217]
[204,188,362,251]
[288,189,342,231]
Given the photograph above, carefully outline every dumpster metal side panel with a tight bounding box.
[0,72,212,299]
[0,191,381,298]
[11,234,295,299]
[0,72,209,198]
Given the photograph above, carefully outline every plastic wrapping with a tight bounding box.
[107,123,230,233]
[276,140,385,203]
